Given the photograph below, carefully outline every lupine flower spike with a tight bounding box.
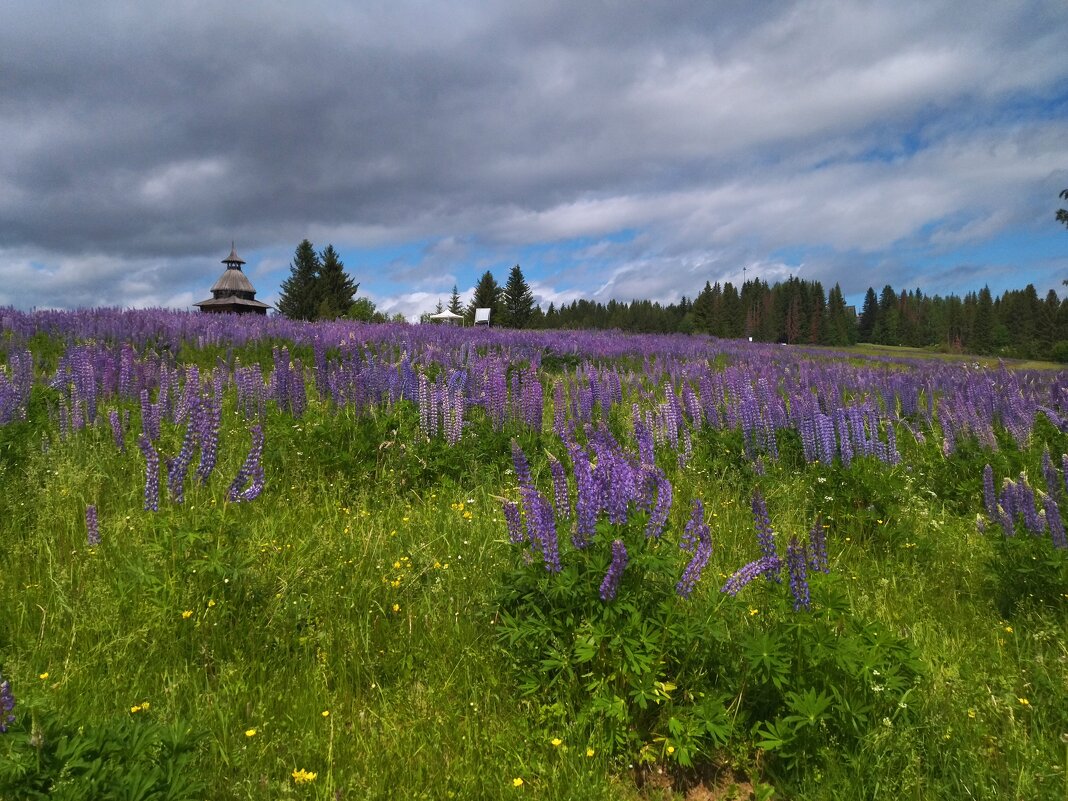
[599,539,628,601]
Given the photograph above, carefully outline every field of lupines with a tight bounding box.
[1,307,1066,800]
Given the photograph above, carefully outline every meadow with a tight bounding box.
[0,308,1066,800]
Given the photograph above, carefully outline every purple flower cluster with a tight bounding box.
[983,464,1068,548]
[86,504,100,547]
[0,350,33,425]
[808,517,829,574]
[0,671,14,733]
[547,453,570,520]
[138,434,161,512]
[599,539,628,601]
[721,556,782,597]
[502,500,524,543]
[751,490,781,578]
[643,468,672,539]
[523,488,561,573]
[108,408,125,452]
[227,424,266,503]
[676,500,712,598]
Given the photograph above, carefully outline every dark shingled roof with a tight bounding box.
[193,296,271,310]
[209,267,257,295]
[223,245,245,265]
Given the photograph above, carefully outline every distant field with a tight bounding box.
[1,309,1066,801]
[843,341,1063,370]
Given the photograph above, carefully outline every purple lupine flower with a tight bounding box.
[86,504,100,547]
[547,454,570,520]
[0,673,14,733]
[1042,492,1068,549]
[634,409,655,467]
[524,489,561,573]
[511,439,533,490]
[1042,449,1059,498]
[751,490,780,576]
[1015,475,1045,535]
[981,464,997,519]
[108,409,125,452]
[677,426,693,468]
[815,413,837,464]
[643,469,672,539]
[599,539,628,601]
[677,498,713,597]
[228,424,265,503]
[808,517,829,573]
[680,498,709,552]
[138,434,160,512]
[195,390,222,485]
[502,500,524,544]
[571,447,599,548]
[787,536,811,611]
[721,556,782,596]
[167,402,199,504]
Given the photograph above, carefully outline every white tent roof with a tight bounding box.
[429,310,464,320]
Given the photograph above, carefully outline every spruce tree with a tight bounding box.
[468,270,502,324]
[448,284,464,315]
[277,240,321,321]
[315,245,359,320]
[502,264,536,328]
[858,287,879,342]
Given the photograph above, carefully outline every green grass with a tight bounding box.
[1,340,1067,800]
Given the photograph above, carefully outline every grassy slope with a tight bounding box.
[1,347,1066,800]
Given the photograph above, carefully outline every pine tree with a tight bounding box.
[858,287,878,342]
[501,264,536,328]
[972,285,995,354]
[276,240,321,321]
[315,245,359,320]
[468,271,502,324]
[448,285,463,315]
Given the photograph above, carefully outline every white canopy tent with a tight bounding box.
[428,310,465,325]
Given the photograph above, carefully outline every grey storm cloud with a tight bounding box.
[2,0,1067,312]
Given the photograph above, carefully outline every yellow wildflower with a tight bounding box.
[550,737,562,747]
[38,672,49,680]
[321,710,330,717]
[1018,697,1030,706]
[749,608,759,616]
[512,778,524,787]
[1003,625,1013,633]
[392,603,401,613]
[207,599,216,608]
[245,728,257,737]
[666,745,675,755]
[181,610,193,619]
[292,768,317,784]
[586,747,595,757]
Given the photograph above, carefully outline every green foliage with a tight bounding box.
[0,709,204,800]
[498,514,731,765]
[988,533,1068,618]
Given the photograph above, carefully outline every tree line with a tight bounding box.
[276,185,1068,360]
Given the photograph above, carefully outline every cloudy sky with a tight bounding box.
[3,1,1067,319]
